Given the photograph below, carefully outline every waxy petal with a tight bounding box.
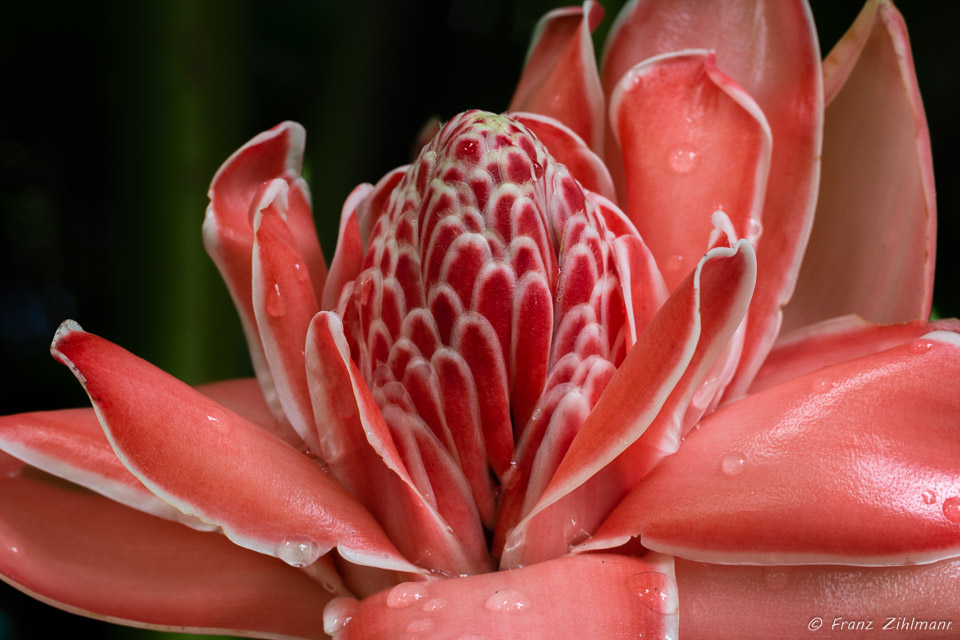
[502,239,755,567]
[252,180,323,452]
[676,557,960,639]
[610,50,771,291]
[204,122,309,422]
[510,1,605,154]
[589,331,960,565]
[0,462,335,640]
[325,554,678,640]
[752,315,960,394]
[510,112,616,201]
[51,321,418,574]
[0,378,299,526]
[782,0,936,332]
[306,312,491,577]
[603,0,823,398]
[324,183,372,311]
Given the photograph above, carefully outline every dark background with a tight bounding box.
[0,1,957,638]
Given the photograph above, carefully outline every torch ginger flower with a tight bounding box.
[1,1,958,639]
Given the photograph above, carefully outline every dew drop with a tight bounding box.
[387,582,428,608]
[423,597,447,612]
[627,572,679,615]
[746,218,763,240]
[407,618,433,633]
[323,597,359,635]
[484,589,531,613]
[276,538,324,567]
[666,254,685,273]
[532,160,544,179]
[667,146,700,174]
[922,489,937,505]
[910,339,934,355]
[691,377,719,410]
[293,262,309,283]
[266,282,287,317]
[721,452,746,476]
[502,461,521,491]
[761,568,790,591]
[942,496,960,522]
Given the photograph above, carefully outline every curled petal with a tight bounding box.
[0,462,335,640]
[252,181,323,452]
[588,331,960,565]
[323,183,373,311]
[325,554,678,640]
[510,1,605,154]
[782,0,936,332]
[51,321,418,574]
[610,50,771,291]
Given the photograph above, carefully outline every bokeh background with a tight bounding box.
[0,1,957,638]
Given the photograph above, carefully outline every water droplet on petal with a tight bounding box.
[484,589,531,613]
[942,496,960,522]
[627,572,678,615]
[746,218,763,240]
[666,254,685,274]
[266,282,287,317]
[423,597,447,612]
[323,597,359,635]
[691,377,719,410]
[532,160,543,179]
[387,582,428,608]
[910,339,934,355]
[293,262,309,283]
[922,489,937,505]
[407,619,433,633]
[761,568,790,591]
[276,537,324,567]
[667,146,699,174]
[721,452,746,476]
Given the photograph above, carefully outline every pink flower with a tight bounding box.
[1,1,957,639]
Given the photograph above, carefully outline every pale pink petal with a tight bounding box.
[510,112,616,200]
[782,0,936,332]
[50,321,418,574]
[252,180,323,452]
[610,50,771,291]
[676,557,960,639]
[752,315,960,394]
[0,378,303,524]
[325,554,678,640]
[0,463,335,640]
[203,122,310,421]
[602,0,824,398]
[0,409,205,529]
[588,331,960,565]
[509,1,605,154]
[501,240,755,567]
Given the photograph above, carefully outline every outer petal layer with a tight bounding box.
[50,321,418,574]
[325,554,678,640]
[677,558,960,639]
[588,331,960,565]
[510,1,605,153]
[0,461,334,640]
[610,50,771,290]
[782,0,936,332]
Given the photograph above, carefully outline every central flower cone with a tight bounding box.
[332,110,633,575]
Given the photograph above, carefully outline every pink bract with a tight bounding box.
[1,1,957,639]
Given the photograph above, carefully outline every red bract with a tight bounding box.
[1,1,957,639]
